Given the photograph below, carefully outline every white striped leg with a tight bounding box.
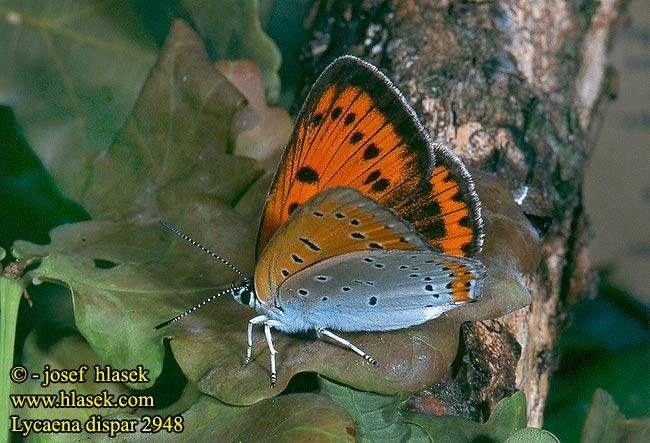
[317,328,379,368]
[263,320,282,388]
[242,315,267,367]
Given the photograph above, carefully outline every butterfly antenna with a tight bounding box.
[152,285,243,331]
[159,220,247,280]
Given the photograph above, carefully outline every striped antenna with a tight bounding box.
[159,220,247,280]
[152,285,245,331]
[154,220,251,331]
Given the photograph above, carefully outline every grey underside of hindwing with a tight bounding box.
[274,249,484,333]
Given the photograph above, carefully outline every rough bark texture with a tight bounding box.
[300,0,622,426]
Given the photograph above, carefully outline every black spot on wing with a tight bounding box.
[363,170,381,185]
[363,143,379,160]
[299,237,321,251]
[422,200,442,216]
[370,178,389,193]
[296,166,319,184]
[443,172,455,182]
[452,189,465,202]
[311,113,323,126]
[350,131,363,144]
[421,219,446,239]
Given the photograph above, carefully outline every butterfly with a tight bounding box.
[155,55,486,388]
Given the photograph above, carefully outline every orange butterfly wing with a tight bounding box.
[258,56,483,258]
[393,143,483,257]
[255,186,433,304]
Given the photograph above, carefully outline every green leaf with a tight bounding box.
[12,20,263,394]
[402,391,527,442]
[321,381,544,443]
[11,333,142,424]
[14,332,354,443]
[0,0,157,199]
[0,276,24,443]
[504,428,560,443]
[169,393,355,443]
[580,389,650,443]
[78,20,262,221]
[183,0,282,103]
[544,343,650,442]
[319,376,429,443]
[108,394,355,443]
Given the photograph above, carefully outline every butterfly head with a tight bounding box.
[231,278,257,308]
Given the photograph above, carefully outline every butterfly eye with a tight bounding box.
[233,283,255,307]
[239,290,250,305]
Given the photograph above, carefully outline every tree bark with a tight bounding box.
[301,0,622,426]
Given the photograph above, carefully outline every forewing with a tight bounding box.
[257,56,433,255]
[254,187,432,303]
[257,56,483,258]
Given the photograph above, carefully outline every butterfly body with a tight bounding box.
[158,55,486,388]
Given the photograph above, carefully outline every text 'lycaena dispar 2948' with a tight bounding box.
[154,55,486,388]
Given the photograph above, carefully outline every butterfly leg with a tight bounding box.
[317,327,379,368]
[243,315,267,367]
[263,320,282,388]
